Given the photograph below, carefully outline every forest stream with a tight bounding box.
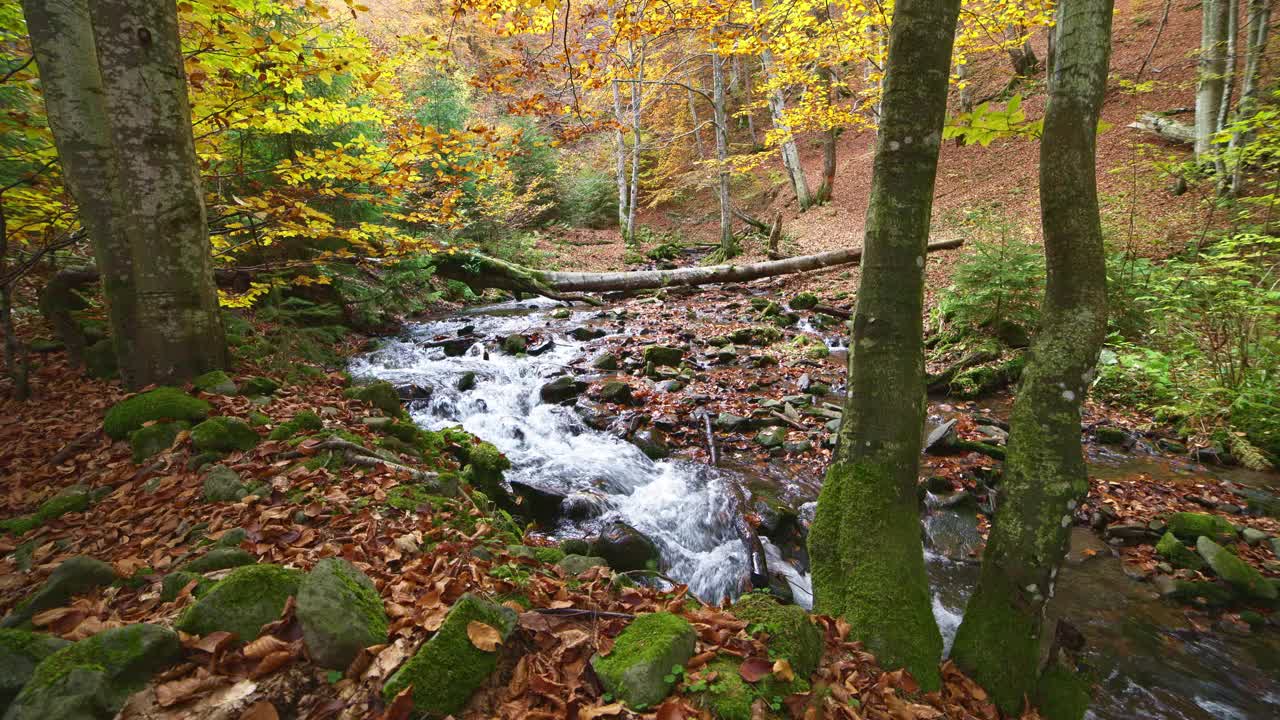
[351,298,1280,720]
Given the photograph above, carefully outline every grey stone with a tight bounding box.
[1,557,116,629]
[297,558,389,670]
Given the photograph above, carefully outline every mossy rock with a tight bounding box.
[1162,578,1239,606]
[103,387,211,440]
[159,572,215,603]
[202,465,248,503]
[1034,663,1094,720]
[1,557,116,629]
[268,410,323,441]
[730,593,822,679]
[3,624,180,720]
[1196,537,1278,601]
[1155,532,1205,571]
[191,417,260,453]
[192,370,237,395]
[382,593,517,716]
[790,292,819,310]
[297,558,388,670]
[727,327,782,346]
[642,345,684,367]
[345,381,403,416]
[560,538,590,556]
[83,339,118,380]
[175,564,302,641]
[500,334,528,354]
[1093,425,1128,445]
[591,612,696,709]
[240,376,280,396]
[591,521,659,573]
[557,554,608,575]
[1,486,95,537]
[600,381,634,404]
[540,376,587,404]
[129,421,189,463]
[592,353,619,371]
[212,527,248,548]
[182,548,255,574]
[0,629,71,713]
[701,656,757,720]
[1166,512,1235,543]
[755,427,787,449]
[461,442,511,499]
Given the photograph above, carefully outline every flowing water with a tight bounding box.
[352,299,1280,720]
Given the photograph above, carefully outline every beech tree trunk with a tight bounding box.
[711,50,736,257]
[751,0,812,210]
[813,67,838,204]
[1230,0,1272,189]
[90,0,226,384]
[806,0,960,692]
[1195,0,1229,160]
[950,0,1114,717]
[22,0,139,370]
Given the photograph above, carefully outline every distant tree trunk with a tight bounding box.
[90,0,226,385]
[812,69,838,204]
[612,76,630,236]
[711,51,737,257]
[950,0,1114,717]
[956,43,975,113]
[688,88,706,160]
[807,0,960,693]
[22,0,138,372]
[1195,0,1229,160]
[1005,25,1039,75]
[1229,0,1272,189]
[0,202,29,399]
[1213,0,1239,183]
[751,0,812,210]
[627,49,643,240]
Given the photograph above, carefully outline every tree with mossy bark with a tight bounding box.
[806,0,960,692]
[949,0,1114,717]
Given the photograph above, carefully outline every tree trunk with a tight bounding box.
[1229,0,1272,189]
[90,0,226,385]
[627,44,643,240]
[436,239,963,296]
[1213,0,1239,183]
[806,0,960,692]
[751,0,812,210]
[711,50,736,257]
[950,0,1114,716]
[1005,25,1040,75]
[1127,111,1196,144]
[688,88,706,160]
[1195,0,1229,160]
[813,67,838,204]
[22,0,139,373]
[608,5,631,239]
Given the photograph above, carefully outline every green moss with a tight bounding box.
[728,327,782,346]
[790,292,819,310]
[702,657,755,720]
[129,421,189,463]
[191,417,260,453]
[730,593,822,679]
[83,339,118,379]
[1196,537,1278,600]
[533,547,565,564]
[297,558,389,669]
[103,387,212,440]
[1166,512,1235,543]
[159,572,215,603]
[182,548,255,573]
[0,515,40,537]
[1165,579,1239,606]
[461,441,510,497]
[949,355,1026,399]
[5,624,180,720]
[1034,664,1093,720]
[3,556,116,629]
[268,410,324,441]
[807,460,943,692]
[382,593,517,716]
[1155,532,1205,571]
[642,345,684,367]
[247,412,271,427]
[345,380,403,416]
[192,370,237,395]
[950,567,1041,714]
[385,485,450,512]
[202,465,247,503]
[0,629,71,710]
[175,564,302,641]
[591,612,697,709]
[240,376,280,396]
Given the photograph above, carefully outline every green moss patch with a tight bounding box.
[192,370,237,395]
[1196,537,1278,601]
[345,380,403,416]
[1166,512,1236,543]
[382,593,517,716]
[2,556,116,629]
[129,421,189,463]
[104,387,211,440]
[202,465,248,503]
[240,376,280,396]
[1155,532,1205,571]
[0,629,71,711]
[182,548,256,574]
[591,611,696,709]
[191,417,260,453]
[297,558,388,670]
[0,486,95,538]
[175,564,302,641]
[159,572,216,603]
[730,593,822,679]
[268,410,324,441]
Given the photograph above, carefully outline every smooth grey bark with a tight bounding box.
[1128,111,1196,144]
[806,0,960,692]
[950,0,1114,716]
[1213,0,1239,182]
[751,0,812,210]
[688,88,706,159]
[711,50,736,257]
[1195,0,1229,160]
[90,0,226,384]
[1229,0,1271,190]
[22,0,138,372]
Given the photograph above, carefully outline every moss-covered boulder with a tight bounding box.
[4,624,179,720]
[591,521,659,572]
[730,593,822,679]
[790,292,819,310]
[1,557,116,629]
[540,376,587,404]
[202,464,248,503]
[600,381,634,405]
[700,656,757,720]
[267,410,323,441]
[1196,537,1278,601]
[192,370,237,395]
[0,486,95,537]
[755,427,787,449]
[642,345,684,367]
[557,554,609,575]
[1166,512,1236,543]
[345,380,403,416]
[159,572,215,603]
[592,352,619,371]
[129,421,188,463]
[591,612,696,709]
[382,593,517,716]
[500,333,527,355]
[297,558,388,670]
[0,630,71,713]
[191,417,260,453]
[175,564,302,641]
[461,441,511,499]
[1155,532,1205,571]
[103,387,211,440]
[727,327,782,347]
[182,548,255,574]
[82,339,117,380]
[240,376,280,396]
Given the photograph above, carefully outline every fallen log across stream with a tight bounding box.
[435,237,965,300]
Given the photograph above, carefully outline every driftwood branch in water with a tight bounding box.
[1127,111,1195,145]
[438,238,964,299]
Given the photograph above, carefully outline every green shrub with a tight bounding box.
[558,167,616,229]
